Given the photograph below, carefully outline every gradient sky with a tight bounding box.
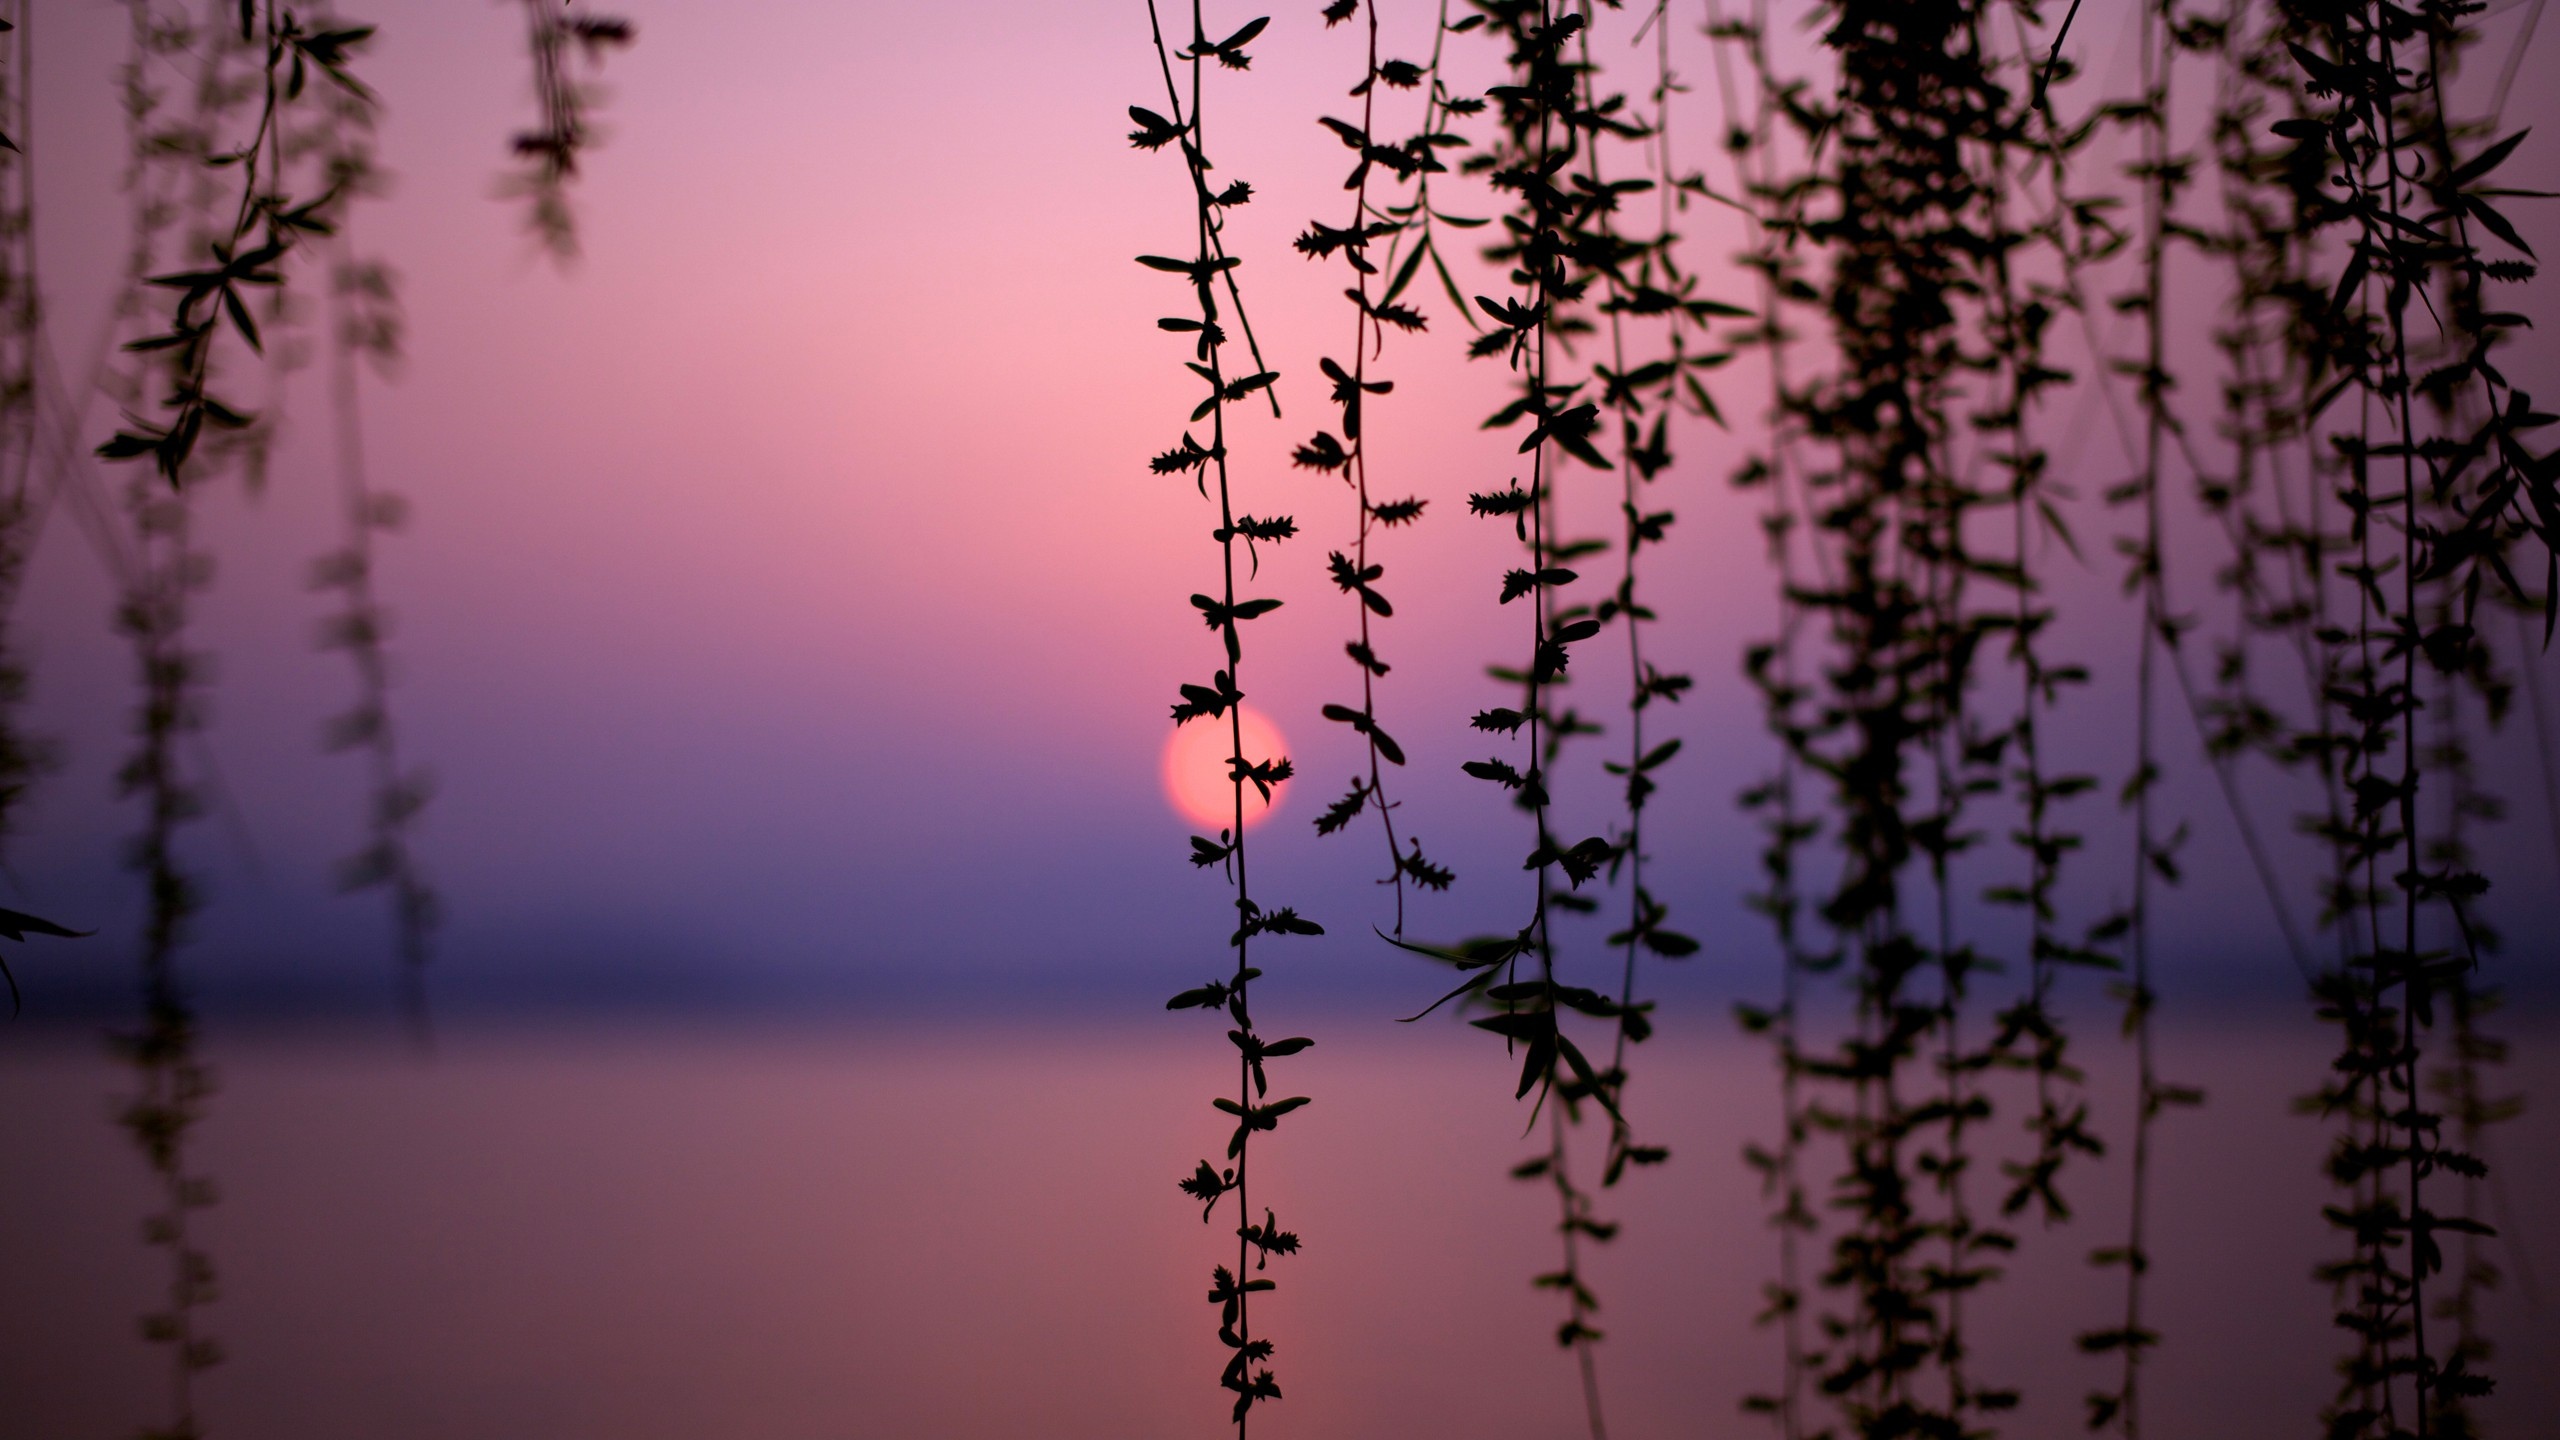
[6,0,2558,1021]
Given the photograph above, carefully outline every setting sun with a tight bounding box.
[1161,705,1287,831]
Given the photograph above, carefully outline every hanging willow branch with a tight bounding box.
[1374,6,1640,1434]
[1583,0,1722,1217]
[1300,0,1453,927]
[1136,4,1320,1431]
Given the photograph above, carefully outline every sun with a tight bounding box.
[1162,705,1288,831]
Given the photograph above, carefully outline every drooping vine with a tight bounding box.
[1299,0,1453,928]
[1133,5,1321,1431]
[1375,0,1494,334]
[1388,6,1637,1432]
[1582,0,1718,1219]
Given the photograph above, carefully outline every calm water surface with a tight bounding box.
[1,1014,2552,1438]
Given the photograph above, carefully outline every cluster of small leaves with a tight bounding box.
[96,1,377,492]
[116,499,221,1440]
[1297,0,1452,925]
[505,0,635,261]
[1136,6,1316,1430]
[1369,0,1494,353]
